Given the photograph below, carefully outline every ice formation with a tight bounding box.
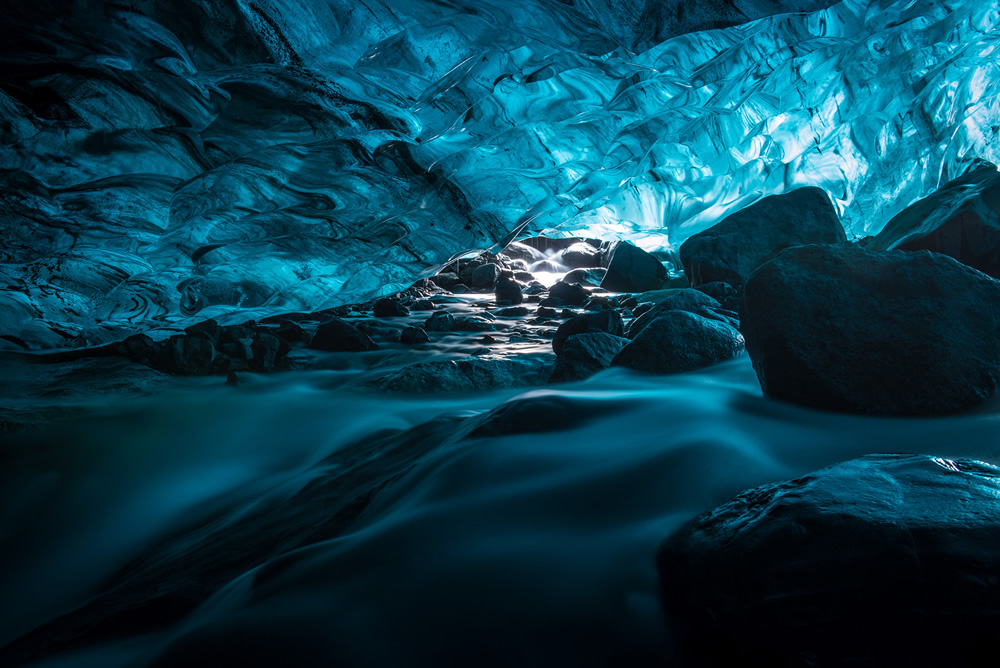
[1,0,998,348]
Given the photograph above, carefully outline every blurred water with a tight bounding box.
[4,355,1000,665]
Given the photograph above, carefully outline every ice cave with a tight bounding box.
[3,0,1000,665]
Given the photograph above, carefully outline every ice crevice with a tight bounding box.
[0,0,998,348]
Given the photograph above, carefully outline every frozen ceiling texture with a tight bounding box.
[1,0,998,348]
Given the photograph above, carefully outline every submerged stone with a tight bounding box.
[679,186,846,288]
[659,454,1000,668]
[741,244,1000,415]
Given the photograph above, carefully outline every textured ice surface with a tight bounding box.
[1,0,999,347]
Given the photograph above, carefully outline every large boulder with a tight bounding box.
[599,241,667,292]
[612,310,744,374]
[870,161,1000,278]
[658,454,1000,668]
[741,244,1000,415]
[679,186,846,288]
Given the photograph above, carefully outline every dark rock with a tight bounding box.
[741,244,1000,415]
[514,271,535,283]
[454,316,498,332]
[470,263,502,290]
[548,280,588,306]
[451,283,470,294]
[411,299,435,311]
[249,332,289,371]
[494,275,523,305]
[424,311,456,332]
[693,280,737,303]
[612,310,743,374]
[869,161,1000,278]
[632,303,652,318]
[471,393,626,437]
[600,241,667,292]
[508,259,529,272]
[373,298,410,317]
[495,306,530,317]
[274,320,307,344]
[430,271,460,290]
[374,355,554,392]
[535,307,559,319]
[560,242,603,268]
[225,371,240,386]
[155,335,229,375]
[552,310,625,355]
[184,319,223,343]
[563,267,607,286]
[626,289,722,338]
[502,241,546,264]
[549,332,630,383]
[310,318,378,352]
[400,326,429,344]
[679,186,846,288]
[659,454,1000,668]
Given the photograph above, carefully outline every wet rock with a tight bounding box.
[612,310,743,374]
[679,186,846,288]
[536,307,560,319]
[549,332,630,383]
[494,275,524,305]
[547,280,588,306]
[552,310,625,355]
[454,315,498,332]
[869,161,1000,278]
[514,270,535,283]
[310,318,378,352]
[400,326,429,344]
[693,280,739,310]
[600,241,667,292]
[155,335,229,375]
[495,306,530,317]
[374,355,554,392]
[225,371,240,386]
[424,311,456,332]
[626,289,723,338]
[502,241,546,264]
[274,320,308,344]
[249,332,289,371]
[451,283,470,294]
[411,299,435,311]
[560,242,603,268]
[741,244,1000,415]
[373,298,410,317]
[563,267,607,286]
[430,272,460,290]
[659,454,1000,668]
[470,263,502,290]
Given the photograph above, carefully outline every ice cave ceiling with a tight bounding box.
[1,0,998,349]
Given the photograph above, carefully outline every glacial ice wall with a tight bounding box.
[1,0,998,348]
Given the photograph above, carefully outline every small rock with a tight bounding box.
[310,318,378,352]
[494,275,524,305]
[741,243,1000,415]
[454,316,498,332]
[495,306,530,317]
[470,263,502,291]
[424,311,456,332]
[430,272,460,290]
[548,281,588,306]
[626,289,723,338]
[373,298,410,317]
[411,299,435,311]
[400,326,430,344]
[563,267,607,286]
[612,310,743,374]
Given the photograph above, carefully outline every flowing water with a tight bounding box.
[4,356,1000,666]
